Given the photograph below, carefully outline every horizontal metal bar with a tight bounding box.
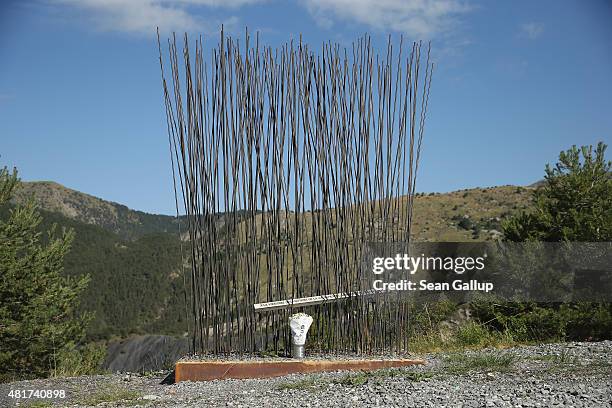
[254,290,377,312]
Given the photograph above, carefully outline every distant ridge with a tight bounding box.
[530,172,612,189]
[12,180,534,243]
[529,179,546,188]
[12,181,180,240]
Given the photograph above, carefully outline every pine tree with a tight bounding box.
[0,166,90,381]
[503,142,611,242]
[492,143,612,342]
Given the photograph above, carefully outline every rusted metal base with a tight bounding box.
[175,358,426,382]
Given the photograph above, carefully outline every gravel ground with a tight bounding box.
[1,341,610,408]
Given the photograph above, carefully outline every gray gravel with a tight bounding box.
[1,341,610,407]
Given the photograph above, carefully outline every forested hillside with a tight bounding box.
[6,181,533,341]
[0,204,188,340]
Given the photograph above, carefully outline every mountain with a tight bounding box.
[13,181,533,242]
[12,181,181,241]
[6,180,534,340]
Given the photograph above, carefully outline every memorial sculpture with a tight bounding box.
[158,29,433,355]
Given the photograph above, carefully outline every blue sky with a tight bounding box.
[1,0,610,215]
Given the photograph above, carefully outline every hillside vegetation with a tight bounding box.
[411,186,532,241]
[10,181,533,340]
[0,203,188,341]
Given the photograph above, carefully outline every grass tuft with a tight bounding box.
[333,368,433,387]
[442,352,517,374]
[78,386,143,406]
[277,368,432,391]
[552,348,578,365]
[410,322,517,353]
[24,402,53,408]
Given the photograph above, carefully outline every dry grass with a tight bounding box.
[410,185,532,241]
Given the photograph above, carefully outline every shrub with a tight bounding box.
[54,341,107,377]
[470,301,612,343]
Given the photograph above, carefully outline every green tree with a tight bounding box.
[483,142,612,342]
[503,142,611,242]
[0,166,90,381]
